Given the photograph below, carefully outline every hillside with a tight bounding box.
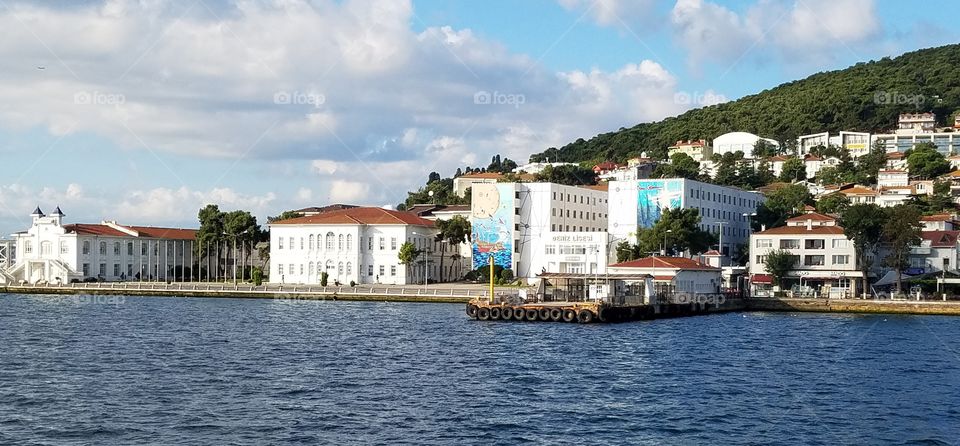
[530,44,960,164]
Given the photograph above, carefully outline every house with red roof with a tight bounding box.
[3,206,197,284]
[748,211,860,298]
[608,256,721,295]
[269,206,465,285]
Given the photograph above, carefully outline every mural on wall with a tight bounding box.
[637,179,682,228]
[471,183,513,269]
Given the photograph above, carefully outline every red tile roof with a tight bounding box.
[786,212,836,222]
[755,225,846,235]
[63,223,197,240]
[921,230,959,248]
[920,214,955,222]
[610,256,719,271]
[271,207,435,227]
[839,186,878,196]
[886,152,906,159]
[579,184,608,191]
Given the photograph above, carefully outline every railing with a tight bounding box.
[0,281,519,299]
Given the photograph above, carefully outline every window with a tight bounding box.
[545,245,556,255]
[278,264,284,276]
[39,241,51,255]
[379,237,385,250]
[127,242,133,256]
[346,235,352,251]
[153,242,158,255]
[832,255,850,265]
[390,265,397,276]
[803,255,825,266]
[278,237,284,250]
[368,236,374,250]
[309,234,314,250]
[300,264,304,275]
[288,264,294,275]
[82,263,90,276]
[756,255,767,264]
[82,241,90,255]
[326,233,335,250]
[780,239,800,249]
[99,263,106,276]
[368,265,374,276]
[60,241,69,254]
[114,242,121,256]
[379,265,385,276]
[832,239,849,249]
[127,264,133,277]
[289,237,295,251]
[804,239,825,249]
[347,262,352,275]
[100,241,107,255]
[391,237,397,250]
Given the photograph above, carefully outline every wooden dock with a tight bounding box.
[465,298,737,323]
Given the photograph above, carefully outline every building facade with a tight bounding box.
[268,207,464,285]
[471,182,609,280]
[749,212,859,297]
[607,178,763,259]
[2,207,197,284]
[608,256,721,295]
[713,131,779,158]
[668,140,712,162]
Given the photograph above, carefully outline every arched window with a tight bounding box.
[127,242,134,256]
[317,262,323,275]
[308,261,315,276]
[325,260,335,273]
[346,262,352,276]
[338,234,344,251]
[326,232,335,250]
[99,241,107,255]
[82,241,90,255]
[346,234,352,251]
[113,242,121,256]
[309,235,314,250]
[338,262,344,276]
[40,241,52,255]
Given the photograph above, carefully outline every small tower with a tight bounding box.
[51,206,65,226]
[30,206,44,224]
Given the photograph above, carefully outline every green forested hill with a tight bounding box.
[530,44,960,164]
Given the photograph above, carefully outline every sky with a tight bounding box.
[0,0,958,235]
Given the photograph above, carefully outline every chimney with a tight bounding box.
[806,219,812,230]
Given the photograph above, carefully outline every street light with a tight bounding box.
[662,229,673,256]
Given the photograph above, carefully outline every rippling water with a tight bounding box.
[1,294,959,445]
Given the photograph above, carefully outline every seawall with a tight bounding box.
[746,297,960,316]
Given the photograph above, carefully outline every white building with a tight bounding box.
[608,178,763,260]
[797,131,872,157]
[598,157,657,182]
[470,182,608,281]
[0,239,14,272]
[268,207,465,285]
[749,212,859,298]
[877,169,910,188]
[896,112,937,135]
[712,131,779,158]
[2,207,197,284]
[804,155,840,179]
[513,162,576,175]
[668,140,712,162]
[453,172,535,197]
[608,256,721,295]
[873,132,960,156]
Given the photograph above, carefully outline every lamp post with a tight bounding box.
[716,222,727,265]
[662,229,673,256]
[742,212,757,296]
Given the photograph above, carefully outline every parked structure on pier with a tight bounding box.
[1,207,197,285]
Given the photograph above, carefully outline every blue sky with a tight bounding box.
[0,0,958,235]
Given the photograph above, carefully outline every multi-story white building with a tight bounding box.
[713,131,779,158]
[452,172,535,197]
[471,182,609,281]
[878,169,910,187]
[749,212,859,298]
[2,207,197,284]
[268,207,464,285]
[608,178,763,260]
[513,162,576,175]
[797,131,872,157]
[668,140,712,162]
[896,112,937,134]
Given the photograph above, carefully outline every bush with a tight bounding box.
[464,270,478,281]
[499,269,514,282]
[320,272,329,286]
[349,280,356,287]
[252,267,263,286]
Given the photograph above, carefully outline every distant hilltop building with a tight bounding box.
[797,131,871,157]
[668,139,711,162]
[0,206,197,285]
[512,161,575,175]
[452,171,535,197]
[597,155,658,182]
[797,111,960,157]
[895,112,937,135]
[712,132,779,158]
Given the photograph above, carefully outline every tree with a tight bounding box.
[267,211,304,223]
[779,157,806,182]
[197,204,225,259]
[653,152,700,180]
[615,240,636,263]
[428,171,441,184]
[635,208,716,255]
[855,141,889,184]
[764,249,796,290]
[816,193,850,215]
[907,143,951,180]
[882,205,923,295]
[755,160,777,186]
[534,164,598,185]
[435,215,471,281]
[840,203,886,297]
[753,139,778,158]
[923,180,956,213]
[398,242,422,266]
[755,184,813,230]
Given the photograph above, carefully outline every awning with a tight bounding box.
[751,274,773,284]
[873,270,914,287]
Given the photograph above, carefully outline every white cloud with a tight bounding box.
[670,0,882,68]
[558,0,658,28]
[327,180,371,204]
